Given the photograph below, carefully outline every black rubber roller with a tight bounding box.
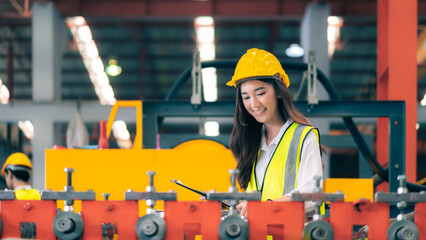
[218,215,249,240]
[387,220,419,240]
[53,211,84,240]
[135,214,166,240]
[302,220,334,240]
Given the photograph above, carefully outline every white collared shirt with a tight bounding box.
[14,185,32,191]
[255,120,323,212]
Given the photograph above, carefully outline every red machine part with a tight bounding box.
[415,202,426,240]
[246,201,305,239]
[330,201,389,239]
[81,200,139,239]
[164,201,222,240]
[0,200,57,239]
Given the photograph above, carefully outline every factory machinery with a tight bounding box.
[34,97,423,240]
[2,55,425,239]
[0,167,425,239]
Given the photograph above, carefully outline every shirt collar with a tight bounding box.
[14,185,32,191]
[260,119,293,151]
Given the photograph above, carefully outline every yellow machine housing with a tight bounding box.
[45,101,237,214]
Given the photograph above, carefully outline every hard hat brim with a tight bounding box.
[227,74,287,88]
[3,164,32,175]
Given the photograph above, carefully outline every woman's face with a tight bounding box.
[240,80,282,126]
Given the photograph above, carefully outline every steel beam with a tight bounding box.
[377,0,417,191]
[32,2,65,101]
[0,99,407,191]
[51,0,389,18]
[142,100,405,192]
[301,2,331,177]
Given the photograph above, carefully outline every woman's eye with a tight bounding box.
[242,96,250,100]
[257,92,266,96]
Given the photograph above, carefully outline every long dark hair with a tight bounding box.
[229,78,314,189]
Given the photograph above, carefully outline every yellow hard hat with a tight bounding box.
[1,152,33,176]
[227,48,290,88]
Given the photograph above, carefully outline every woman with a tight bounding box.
[227,48,323,216]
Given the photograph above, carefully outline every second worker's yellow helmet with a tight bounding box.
[227,48,290,88]
[1,152,33,176]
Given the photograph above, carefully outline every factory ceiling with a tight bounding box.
[0,0,426,105]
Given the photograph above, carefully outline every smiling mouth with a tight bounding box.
[253,108,266,115]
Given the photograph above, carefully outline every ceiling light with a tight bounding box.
[196,27,215,44]
[195,16,217,102]
[194,16,214,26]
[80,42,99,59]
[201,67,217,102]
[18,120,34,140]
[0,78,10,104]
[285,44,305,58]
[327,16,343,57]
[76,26,92,43]
[112,120,132,149]
[421,93,426,106]
[328,16,342,25]
[112,121,130,140]
[204,121,219,136]
[69,16,85,27]
[105,59,122,77]
[66,16,116,105]
[92,72,110,88]
[101,86,115,102]
[90,58,104,74]
[198,43,216,61]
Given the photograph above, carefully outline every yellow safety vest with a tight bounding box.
[246,123,320,201]
[15,188,41,200]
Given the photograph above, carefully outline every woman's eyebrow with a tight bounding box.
[241,87,266,95]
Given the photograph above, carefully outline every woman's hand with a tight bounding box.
[272,195,291,202]
[236,201,248,217]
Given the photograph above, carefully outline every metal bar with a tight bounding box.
[375,192,426,203]
[165,60,238,101]
[124,191,177,201]
[141,99,418,193]
[41,190,96,200]
[146,100,405,118]
[389,113,406,192]
[291,192,345,202]
[52,0,387,17]
[0,191,15,200]
[377,0,418,191]
[207,192,261,201]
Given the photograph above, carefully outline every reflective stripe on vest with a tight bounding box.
[15,188,41,200]
[246,123,319,201]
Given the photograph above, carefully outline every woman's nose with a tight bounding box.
[251,97,260,108]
